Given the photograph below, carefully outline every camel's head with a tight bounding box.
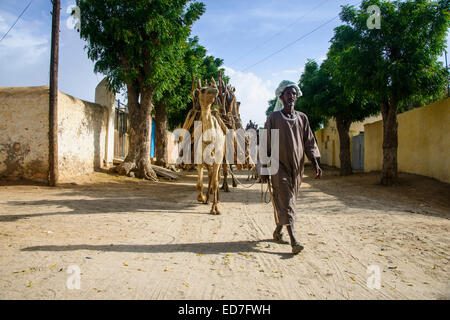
[198,78,219,110]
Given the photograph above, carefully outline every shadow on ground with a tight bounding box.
[21,239,296,259]
[1,165,449,222]
[303,165,450,219]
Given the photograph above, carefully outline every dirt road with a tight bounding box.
[0,167,449,299]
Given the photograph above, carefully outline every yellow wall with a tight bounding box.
[315,121,339,167]
[364,98,450,183]
[364,120,383,172]
[315,115,381,168]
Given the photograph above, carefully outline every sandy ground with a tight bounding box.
[0,166,449,300]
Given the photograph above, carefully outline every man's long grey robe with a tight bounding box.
[264,110,320,227]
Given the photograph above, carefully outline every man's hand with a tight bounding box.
[311,157,322,180]
[314,165,322,179]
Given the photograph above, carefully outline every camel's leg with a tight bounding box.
[206,165,212,204]
[217,165,222,203]
[230,164,238,188]
[211,163,221,214]
[209,166,214,194]
[196,164,207,203]
[221,162,230,192]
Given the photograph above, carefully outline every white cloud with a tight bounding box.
[0,12,49,69]
[224,66,275,128]
[271,67,304,78]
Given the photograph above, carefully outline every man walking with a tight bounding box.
[262,80,322,254]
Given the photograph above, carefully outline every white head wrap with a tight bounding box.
[273,80,302,112]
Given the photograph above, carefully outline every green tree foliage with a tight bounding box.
[76,0,205,179]
[318,29,380,175]
[296,60,330,132]
[163,38,229,131]
[151,35,229,166]
[335,0,449,185]
[265,98,277,116]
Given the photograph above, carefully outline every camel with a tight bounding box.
[215,73,245,192]
[179,75,251,213]
[195,78,227,215]
[245,120,260,181]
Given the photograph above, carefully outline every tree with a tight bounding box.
[336,0,449,185]
[265,98,277,116]
[76,0,205,180]
[152,39,194,168]
[166,37,207,131]
[317,26,380,175]
[296,60,330,132]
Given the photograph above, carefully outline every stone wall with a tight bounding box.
[0,86,50,182]
[58,91,108,181]
[0,83,113,183]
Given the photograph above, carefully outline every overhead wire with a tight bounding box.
[230,0,332,67]
[240,0,363,72]
[0,0,34,43]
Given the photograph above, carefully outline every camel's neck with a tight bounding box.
[200,104,213,130]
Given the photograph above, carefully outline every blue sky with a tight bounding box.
[0,0,448,127]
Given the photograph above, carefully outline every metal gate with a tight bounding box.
[114,100,128,160]
[352,132,364,171]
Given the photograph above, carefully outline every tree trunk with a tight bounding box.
[116,83,158,181]
[336,115,352,176]
[155,101,168,167]
[380,99,398,186]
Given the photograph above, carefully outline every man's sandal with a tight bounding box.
[292,243,304,255]
[273,230,288,244]
[273,230,282,241]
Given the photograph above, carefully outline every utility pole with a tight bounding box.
[49,0,60,186]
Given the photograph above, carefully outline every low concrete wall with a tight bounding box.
[95,78,115,167]
[0,85,112,183]
[167,130,180,165]
[58,91,108,181]
[0,86,50,182]
[364,98,450,183]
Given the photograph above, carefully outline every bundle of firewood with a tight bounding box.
[179,73,247,170]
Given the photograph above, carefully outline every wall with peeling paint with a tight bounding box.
[58,91,109,181]
[0,86,50,182]
[0,85,112,183]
